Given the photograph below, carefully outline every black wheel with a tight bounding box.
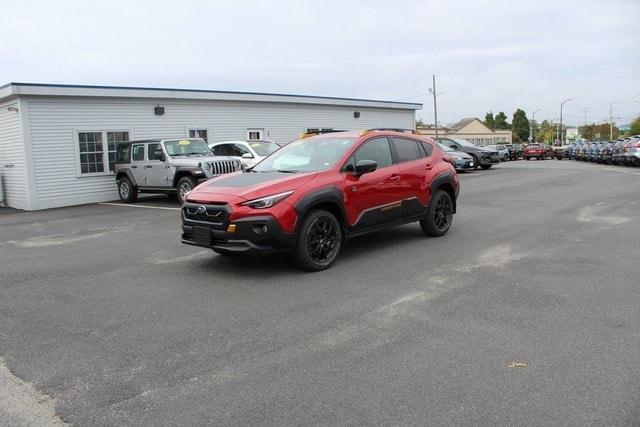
[526,156,530,161]
[480,164,492,170]
[294,209,343,271]
[177,176,195,204]
[117,177,138,203]
[538,156,543,160]
[420,190,453,237]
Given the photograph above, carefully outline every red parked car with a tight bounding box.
[181,129,459,270]
[523,143,547,160]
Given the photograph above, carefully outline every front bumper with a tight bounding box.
[454,158,475,170]
[479,153,500,165]
[182,214,296,254]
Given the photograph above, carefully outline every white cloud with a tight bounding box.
[1,0,638,124]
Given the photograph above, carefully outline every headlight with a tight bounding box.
[203,162,212,172]
[241,191,293,209]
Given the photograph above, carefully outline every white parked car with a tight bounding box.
[209,140,280,168]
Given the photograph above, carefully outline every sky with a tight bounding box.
[1,0,639,126]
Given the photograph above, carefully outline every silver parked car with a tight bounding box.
[114,138,241,204]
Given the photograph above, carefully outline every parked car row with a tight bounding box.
[565,136,640,166]
[438,138,500,171]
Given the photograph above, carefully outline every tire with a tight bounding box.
[117,177,138,203]
[526,157,530,161]
[480,164,492,170]
[176,176,195,204]
[294,209,343,271]
[420,190,454,237]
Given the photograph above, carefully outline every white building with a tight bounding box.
[0,83,421,210]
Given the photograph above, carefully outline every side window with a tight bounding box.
[116,144,131,163]
[148,143,164,161]
[232,144,251,157]
[392,137,423,163]
[213,144,233,156]
[421,142,433,157]
[355,137,392,168]
[132,144,145,161]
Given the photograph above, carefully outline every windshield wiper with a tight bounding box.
[276,169,299,173]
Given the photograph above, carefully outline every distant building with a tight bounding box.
[417,117,512,145]
[566,127,579,141]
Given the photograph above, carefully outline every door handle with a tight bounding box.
[425,163,433,170]
[145,165,153,169]
[131,165,137,169]
[388,175,401,182]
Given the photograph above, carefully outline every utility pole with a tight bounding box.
[429,75,439,140]
[560,98,573,145]
[609,103,613,140]
[531,109,540,142]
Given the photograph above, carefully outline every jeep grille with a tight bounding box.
[211,160,240,176]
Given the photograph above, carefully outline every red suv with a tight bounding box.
[181,129,459,270]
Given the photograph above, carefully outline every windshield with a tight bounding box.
[164,139,211,156]
[438,142,454,152]
[252,137,357,173]
[451,138,477,148]
[249,141,280,157]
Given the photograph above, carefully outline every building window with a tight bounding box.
[188,128,208,142]
[246,128,265,140]
[77,130,129,175]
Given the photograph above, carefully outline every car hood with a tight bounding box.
[193,171,318,200]
[170,155,237,167]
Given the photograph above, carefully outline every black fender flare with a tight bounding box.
[173,167,205,187]
[430,172,457,213]
[115,169,138,187]
[294,186,347,233]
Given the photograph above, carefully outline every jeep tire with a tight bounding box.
[294,209,343,271]
[420,190,453,237]
[117,177,138,203]
[177,176,195,204]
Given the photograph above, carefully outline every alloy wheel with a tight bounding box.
[433,194,453,231]
[306,216,340,264]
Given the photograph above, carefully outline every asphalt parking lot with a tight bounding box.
[1,160,639,425]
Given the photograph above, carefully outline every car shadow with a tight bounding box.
[195,223,438,275]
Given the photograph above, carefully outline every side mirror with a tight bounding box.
[241,152,254,159]
[155,149,165,161]
[450,145,459,150]
[355,159,377,175]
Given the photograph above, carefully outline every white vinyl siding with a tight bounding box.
[23,96,415,210]
[0,101,29,209]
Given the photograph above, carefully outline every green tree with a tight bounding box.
[538,120,556,143]
[630,116,640,135]
[512,109,530,143]
[484,112,496,130]
[494,112,510,129]
[416,118,425,127]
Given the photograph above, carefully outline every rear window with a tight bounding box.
[116,144,131,163]
[392,137,424,162]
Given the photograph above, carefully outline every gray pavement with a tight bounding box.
[1,160,639,425]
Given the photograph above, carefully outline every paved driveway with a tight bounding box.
[1,160,639,425]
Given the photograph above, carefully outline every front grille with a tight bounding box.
[183,203,230,227]
[210,160,240,176]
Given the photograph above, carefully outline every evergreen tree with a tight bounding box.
[494,112,510,129]
[484,112,496,130]
[512,109,530,143]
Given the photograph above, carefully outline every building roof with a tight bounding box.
[0,82,422,110]
[448,117,479,131]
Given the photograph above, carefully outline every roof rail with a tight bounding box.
[298,129,347,138]
[360,128,421,136]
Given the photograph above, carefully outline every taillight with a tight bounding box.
[635,142,640,148]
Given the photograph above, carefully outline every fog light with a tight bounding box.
[252,224,269,235]
[227,224,236,233]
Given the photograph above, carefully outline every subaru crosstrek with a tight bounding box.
[181,129,459,271]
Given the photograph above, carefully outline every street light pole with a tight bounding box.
[428,74,439,140]
[560,98,573,145]
[531,109,540,142]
